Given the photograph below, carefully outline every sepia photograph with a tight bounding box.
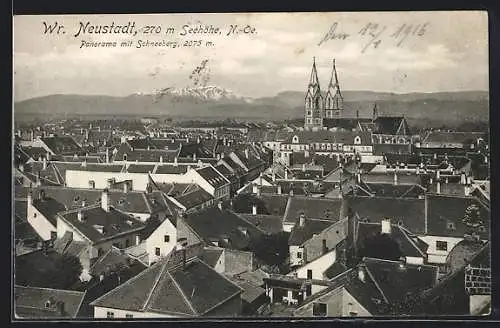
[12,11,490,319]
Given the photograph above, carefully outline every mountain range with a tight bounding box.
[14,86,489,123]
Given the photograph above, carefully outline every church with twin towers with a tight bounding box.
[304,57,344,130]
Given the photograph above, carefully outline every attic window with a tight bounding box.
[447,222,456,231]
[126,220,133,226]
[118,199,125,205]
[478,226,486,232]
[93,225,105,234]
[74,196,80,202]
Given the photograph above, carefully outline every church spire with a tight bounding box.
[329,59,339,88]
[309,56,320,88]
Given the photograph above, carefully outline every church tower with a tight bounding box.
[304,57,324,130]
[324,59,343,119]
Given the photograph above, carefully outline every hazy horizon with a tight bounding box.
[14,12,489,102]
[14,88,490,103]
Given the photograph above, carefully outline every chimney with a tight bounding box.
[245,149,249,159]
[416,166,420,175]
[101,189,110,212]
[36,171,41,187]
[466,177,472,185]
[42,157,47,170]
[19,164,24,172]
[436,169,440,180]
[56,301,65,316]
[81,199,86,207]
[393,172,398,185]
[197,159,203,167]
[193,153,197,162]
[217,153,221,160]
[302,163,306,172]
[77,210,84,222]
[381,218,391,234]
[484,156,488,164]
[105,148,109,163]
[82,159,87,168]
[259,173,263,186]
[99,274,104,282]
[277,184,282,194]
[30,130,34,141]
[46,152,51,161]
[272,171,276,182]
[252,184,259,194]
[304,150,309,158]
[135,235,140,245]
[460,173,466,185]
[436,181,441,194]
[27,191,33,205]
[252,204,257,215]
[358,265,365,282]
[123,181,130,193]
[357,173,361,184]
[285,170,288,180]
[464,185,471,196]
[217,201,223,210]
[299,213,306,227]
[160,155,164,164]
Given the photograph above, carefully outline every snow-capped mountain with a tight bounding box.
[138,85,254,103]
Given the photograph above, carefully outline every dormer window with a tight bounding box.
[354,136,361,145]
[292,135,299,144]
[447,222,456,231]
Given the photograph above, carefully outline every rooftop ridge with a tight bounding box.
[89,259,166,308]
[14,284,86,296]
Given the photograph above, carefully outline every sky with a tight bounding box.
[13,11,489,101]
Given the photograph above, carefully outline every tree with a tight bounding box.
[16,252,83,290]
[358,233,403,261]
[462,204,484,235]
[248,232,290,271]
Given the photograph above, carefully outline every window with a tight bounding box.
[155,247,161,256]
[33,212,37,218]
[125,239,130,247]
[447,222,456,231]
[125,314,133,318]
[349,311,358,317]
[307,269,313,279]
[313,303,327,316]
[106,311,114,318]
[436,241,448,251]
[164,235,170,243]
[89,180,95,189]
[123,154,127,161]
[297,252,302,259]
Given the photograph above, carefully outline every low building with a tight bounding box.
[14,285,86,319]
[90,248,244,318]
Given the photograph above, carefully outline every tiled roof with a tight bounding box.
[196,166,229,188]
[73,164,125,172]
[346,196,426,234]
[58,205,145,244]
[126,164,156,173]
[90,247,148,276]
[373,116,408,135]
[349,182,426,198]
[360,172,422,185]
[373,143,412,155]
[288,219,335,246]
[356,222,427,258]
[32,186,166,215]
[183,207,265,250]
[199,248,224,268]
[363,257,439,303]
[41,136,83,155]
[237,214,283,235]
[90,254,243,316]
[283,130,373,145]
[231,193,290,216]
[175,188,214,210]
[283,196,343,225]
[32,197,67,226]
[155,164,189,174]
[422,131,486,144]
[426,194,490,239]
[15,285,86,318]
[227,276,266,303]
